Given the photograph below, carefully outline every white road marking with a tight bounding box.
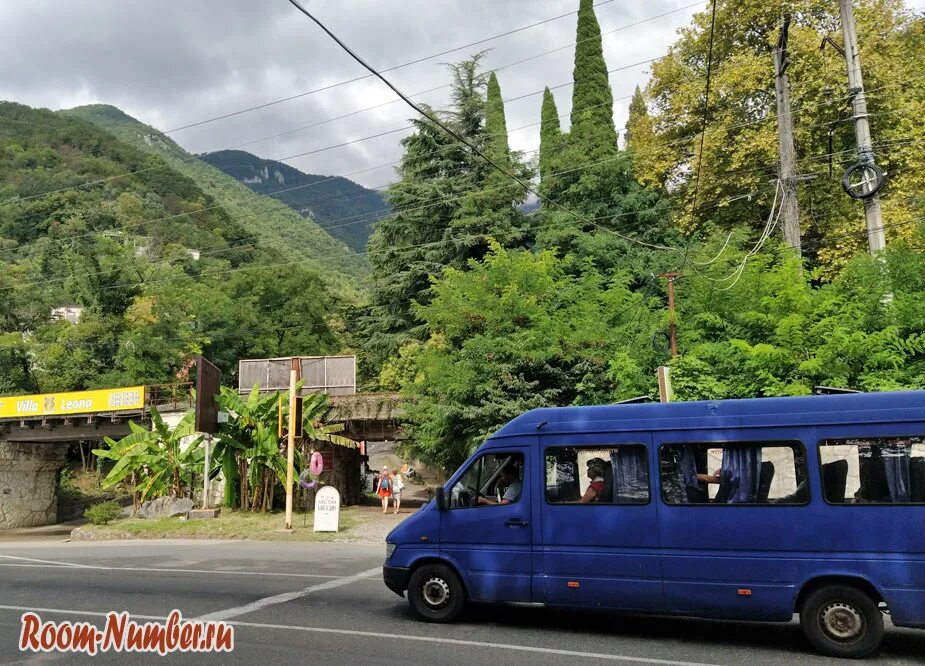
[0,556,366,579]
[0,605,163,621]
[0,603,725,666]
[0,555,96,569]
[195,566,382,621]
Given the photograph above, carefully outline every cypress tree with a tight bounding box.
[570,0,618,159]
[538,87,564,199]
[484,72,511,166]
[451,71,529,263]
[625,86,647,151]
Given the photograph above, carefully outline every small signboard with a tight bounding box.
[313,486,340,532]
[195,356,222,434]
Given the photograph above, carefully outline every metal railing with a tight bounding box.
[145,383,194,413]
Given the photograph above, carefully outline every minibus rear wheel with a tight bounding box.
[407,563,465,623]
[800,584,884,658]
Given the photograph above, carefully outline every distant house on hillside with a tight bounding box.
[50,305,83,324]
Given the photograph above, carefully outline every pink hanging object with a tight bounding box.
[309,451,324,476]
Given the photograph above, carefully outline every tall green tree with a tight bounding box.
[450,72,531,263]
[538,87,565,199]
[362,55,517,379]
[394,243,663,472]
[634,0,925,273]
[533,0,676,278]
[570,0,618,161]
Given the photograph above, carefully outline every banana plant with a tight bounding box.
[215,385,284,511]
[93,407,202,509]
[299,390,357,449]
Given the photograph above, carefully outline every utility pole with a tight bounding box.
[202,433,211,509]
[839,0,886,253]
[773,14,803,257]
[284,357,300,530]
[658,272,679,358]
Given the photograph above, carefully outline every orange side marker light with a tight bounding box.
[567,581,580,588]
[737,589,752,596]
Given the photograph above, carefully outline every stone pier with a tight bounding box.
[0,442,67,529]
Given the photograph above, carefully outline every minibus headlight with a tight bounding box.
[386,543,397,560]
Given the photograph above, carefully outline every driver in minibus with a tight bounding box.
[478,462,522,505]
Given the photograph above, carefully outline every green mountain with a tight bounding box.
[200,150,388,253]
[0,102,258,263]
[64,104,367,281]
[0,101,353,393]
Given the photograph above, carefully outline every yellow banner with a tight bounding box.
[0,386,145,419]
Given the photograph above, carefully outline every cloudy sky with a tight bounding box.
[1,1,710,189]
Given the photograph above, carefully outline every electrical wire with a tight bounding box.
[19,215,924,351]
[285,0,684,252]
[687,0,719,220]
[4,54,918,211]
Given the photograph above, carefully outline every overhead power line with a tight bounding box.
[18,213,925,351]
[160,0,627,135]
[284,0,679,252]
[6,14,919,207]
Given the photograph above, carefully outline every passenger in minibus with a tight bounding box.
[578,458,608,503]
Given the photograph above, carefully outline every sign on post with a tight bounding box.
[195,356,222,434]
[313,486,340,532]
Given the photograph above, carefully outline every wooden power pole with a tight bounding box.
[839,0,886,253]
[658,272,680,358]
[284,357,300,530]
[773,14,803,257]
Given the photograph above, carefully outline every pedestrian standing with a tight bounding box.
[375,466,392,514]
[392,467,404,514]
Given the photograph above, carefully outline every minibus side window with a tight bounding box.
[819,436,925,504]
[449,453,524,508]
[545,446,649,504]
[659,442,808,505]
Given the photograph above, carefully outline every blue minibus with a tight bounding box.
[383,390,925,658]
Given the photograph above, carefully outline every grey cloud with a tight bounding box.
[0,0,701,187]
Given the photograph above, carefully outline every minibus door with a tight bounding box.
[439,447,533,603]
[540,434,664,611]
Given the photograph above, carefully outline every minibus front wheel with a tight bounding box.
[800,584,884,659]
[407,563,465,623]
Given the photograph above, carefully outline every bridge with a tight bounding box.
[0,383,402,529]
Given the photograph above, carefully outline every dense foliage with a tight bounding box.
[0,102,347,391]
[629,0,925,272]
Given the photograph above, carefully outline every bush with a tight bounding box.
[84,501,122,525]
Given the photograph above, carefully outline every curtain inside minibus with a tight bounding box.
[882,440,912,502]
[610,448,648,503]
[716,447,763,504]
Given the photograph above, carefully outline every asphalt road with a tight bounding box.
[0,539,922,665]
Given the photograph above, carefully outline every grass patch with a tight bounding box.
[78,508,359,542]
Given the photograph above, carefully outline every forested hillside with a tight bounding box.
[0,102,349,394]
[201,149,387,253]
[64,104,367,279]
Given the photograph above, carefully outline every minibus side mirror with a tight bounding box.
[435,486,447,511]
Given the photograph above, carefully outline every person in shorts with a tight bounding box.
[375,467,392,514]
[391,467,404,514]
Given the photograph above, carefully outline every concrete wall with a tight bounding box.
[0,442,67,529]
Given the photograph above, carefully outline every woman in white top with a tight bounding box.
[391,468,404,514]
